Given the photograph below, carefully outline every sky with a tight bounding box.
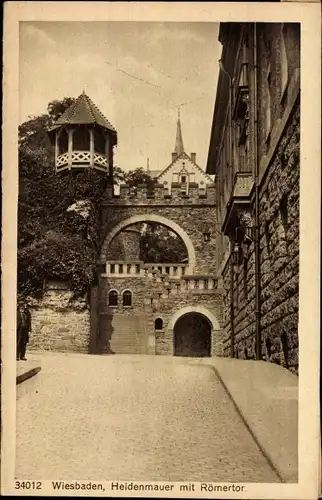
[19,21,221,172]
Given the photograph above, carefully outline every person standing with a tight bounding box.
[17,304,31,361]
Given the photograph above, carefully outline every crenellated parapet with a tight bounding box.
[102,182,216,206]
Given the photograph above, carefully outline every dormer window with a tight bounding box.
[181,175,187,184]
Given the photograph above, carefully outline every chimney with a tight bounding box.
[190,153,196,163]
[172,152,178,162]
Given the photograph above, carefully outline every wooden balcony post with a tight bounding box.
[67,128,74,169]
[90,129,94,166]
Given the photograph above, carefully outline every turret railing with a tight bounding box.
[56,150,109,173]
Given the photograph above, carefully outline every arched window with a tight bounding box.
[73,126,90,150]
[108,290,118,307]
[94,128,106,155]
[122,290,132,307]
[280,25,288,96]
[155,318,163,330]
[58,128,69,154]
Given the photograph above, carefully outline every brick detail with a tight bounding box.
[28,290,90,353]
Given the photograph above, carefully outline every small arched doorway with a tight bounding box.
[173,313,211,357]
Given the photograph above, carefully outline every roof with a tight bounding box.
[50,92,117,134]
[174,110,184,156]
[157,151,214,183]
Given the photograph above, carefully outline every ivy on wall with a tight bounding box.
[18,99,110,298]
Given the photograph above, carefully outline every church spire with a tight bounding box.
[174,107,184,157]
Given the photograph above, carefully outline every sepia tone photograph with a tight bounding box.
[1,2,321,498]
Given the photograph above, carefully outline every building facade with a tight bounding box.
[206,23,300,372]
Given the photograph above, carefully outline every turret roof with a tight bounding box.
[51,92,116,133]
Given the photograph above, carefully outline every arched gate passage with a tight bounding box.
[173,313,211,357]
[169,306,220,358]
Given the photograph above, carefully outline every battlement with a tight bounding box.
[102,182,216,205]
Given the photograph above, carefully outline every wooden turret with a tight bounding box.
[47,92,117,175]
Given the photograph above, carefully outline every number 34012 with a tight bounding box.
[15,481,42,490]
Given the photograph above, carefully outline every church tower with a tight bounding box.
[172,108,184,161]
[48,92,117,177]
[154,110,214,191]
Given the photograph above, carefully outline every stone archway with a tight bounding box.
[100,214,196,273]
[168,306,220,358]
[173,313,211,357]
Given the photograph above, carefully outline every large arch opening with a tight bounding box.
[100,214,196,273]
[106,222,188,264]
[173,313,211,357]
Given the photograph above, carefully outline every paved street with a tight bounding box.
[16,353,280,482]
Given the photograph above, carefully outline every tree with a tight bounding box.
[47,97,76,122]
[18,97,106,298]
[140,223,187,263]
[122,167,156,189]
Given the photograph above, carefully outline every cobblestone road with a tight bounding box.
[16,353,279,482]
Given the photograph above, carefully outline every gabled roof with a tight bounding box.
[51,92,116,133]
[157,151,214,183]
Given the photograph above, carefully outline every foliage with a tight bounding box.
[122,167,156,189]
[18,97,106,298]
[139,223,187,263]
[47,97,77,122]
[114,168,187,263]
[18,95,186,297]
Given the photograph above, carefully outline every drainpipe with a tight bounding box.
[253,23,261,360]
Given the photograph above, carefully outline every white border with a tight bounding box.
[2,2,321,499]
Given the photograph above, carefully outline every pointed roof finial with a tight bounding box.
[174,106,184,156]
[147,157,150,172]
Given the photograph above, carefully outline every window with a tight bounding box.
[119,264,123,274]
[265,221,271,256]
[155,318,163,330]
[280,25,289,97]
[108,290,118,307]
[266,65,272,139]
[243,259,248,300]
[58,128,69,154]
[73,126,90,150]
[280,195,288,232]
[122,290,132,307]
[181,176,187,184]
[279,194,289,250]
[110,264,115,274]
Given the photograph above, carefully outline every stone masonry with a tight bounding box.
[221,101,299,372]
[95,181,223,356]
[29,286,90,353]
[100,183,217,275]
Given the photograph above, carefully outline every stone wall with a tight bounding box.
[220,102,300,372]
[100,184,217,275]
[29,289,90,353]
[96,273,223,356]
